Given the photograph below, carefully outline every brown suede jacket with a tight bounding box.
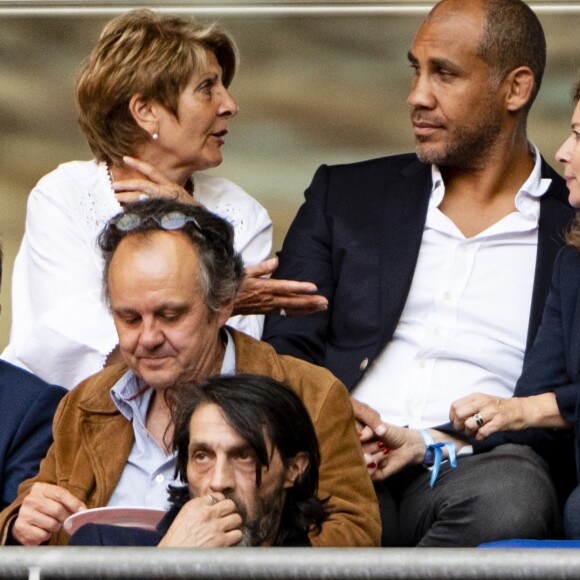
[0,329,380,547]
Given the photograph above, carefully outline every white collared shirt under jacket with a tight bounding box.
[354,145,550,429]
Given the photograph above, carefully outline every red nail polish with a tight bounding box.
[383,448,390,456]
[368,462,377,469]
[377,441,385,449]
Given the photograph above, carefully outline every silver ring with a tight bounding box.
[473,413,485,427]
[208,494,218,505]
[280,307,287,318]
[139,193,149,201]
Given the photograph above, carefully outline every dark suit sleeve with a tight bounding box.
[262,165,334,364]
[2,384,66,509]
[513,247,580,421]
[68,523,161,546]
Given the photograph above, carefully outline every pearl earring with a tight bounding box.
[152,132,159,141]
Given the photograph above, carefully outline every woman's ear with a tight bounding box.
[129,94,159,137]
[283,452,309,489]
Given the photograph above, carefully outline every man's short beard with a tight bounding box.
[232,487,285,547]
[416,117,503,169]
[415,90,504,169]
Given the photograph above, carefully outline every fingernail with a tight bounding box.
[375,424,387,437]
[383,448,390,456]
[368,462,377,470]
[377,441,385,449]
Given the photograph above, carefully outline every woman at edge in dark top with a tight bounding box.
[451,78,580,539]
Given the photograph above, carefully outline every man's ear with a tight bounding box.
[216,298,235,328]
[129,93,160,136]
[283,452,309,490]
[503,66,535,113]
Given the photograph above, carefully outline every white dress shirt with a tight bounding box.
[107,330,237,509]
[353,145,551,429]
[2,160,271,389]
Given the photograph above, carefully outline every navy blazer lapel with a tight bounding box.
[566,251,580,376]
[528,159,572,352]
[570,293,580,378]
[379,157,432,347]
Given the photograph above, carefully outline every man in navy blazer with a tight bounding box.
[0,361,65,509]
[263,0,574,547]
[0,244,66,509]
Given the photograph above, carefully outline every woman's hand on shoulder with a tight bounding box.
[113,156,196,206]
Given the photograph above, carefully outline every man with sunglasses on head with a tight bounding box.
[0,199,380,548]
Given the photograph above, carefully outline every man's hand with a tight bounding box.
[113,156,195,205]
[351,399,425,481]
[158,493,243,548]
[12,483,86,545]
[233,258,328,316]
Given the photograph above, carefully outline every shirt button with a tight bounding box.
[155,474,165,484]
[359,357,369,372]
[419,360,426,369]
[443,291,451,300]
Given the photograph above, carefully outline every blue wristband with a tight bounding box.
[419,429,457,488]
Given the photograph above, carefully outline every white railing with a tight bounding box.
[2,547,580,579]
[2,1,580,16]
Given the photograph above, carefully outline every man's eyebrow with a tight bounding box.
[188,441,254,455]
[221,443,256,457]
[154,302,189,312]
[429,57,460,71]
[406,52,462,73]
[189,441,211,452]
[113,306,139,316]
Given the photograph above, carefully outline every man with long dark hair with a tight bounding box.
[69,374,328,546]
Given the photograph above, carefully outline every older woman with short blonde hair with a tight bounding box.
[76,10,237,166]
[3,10,326,389]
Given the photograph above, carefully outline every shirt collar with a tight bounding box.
[429,143,550,220]
[221,328,237,375]
[110,371,150,422]
[110,329,237,418]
